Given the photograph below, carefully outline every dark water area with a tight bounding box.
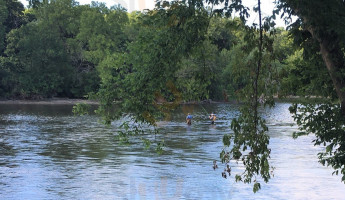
[0,103,344,199]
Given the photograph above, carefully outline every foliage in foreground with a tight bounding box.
[290,102,345,183]
[2,0,345,192]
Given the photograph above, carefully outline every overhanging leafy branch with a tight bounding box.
[219,0,274,193]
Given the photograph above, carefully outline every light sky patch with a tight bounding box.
[19,0,292,27]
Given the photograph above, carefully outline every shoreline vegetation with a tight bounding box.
[0,98,99,105]
[0,96,329,105]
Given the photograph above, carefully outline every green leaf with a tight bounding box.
[72,103,91,116]
[235,174,242,182]
[223,134,231,146]
[253,182,261,193]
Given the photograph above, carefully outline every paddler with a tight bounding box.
[209,113,216,124]
[186,113,192,125]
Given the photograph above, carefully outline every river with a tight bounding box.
[0,103,344,199]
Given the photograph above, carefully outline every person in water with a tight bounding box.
[209,113,216,124]
[186,113,192,125]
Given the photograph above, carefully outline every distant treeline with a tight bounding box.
[0,0,333,100]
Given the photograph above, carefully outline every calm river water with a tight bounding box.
[0,103,344,199]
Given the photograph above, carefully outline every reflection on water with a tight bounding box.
[0,103,344,199]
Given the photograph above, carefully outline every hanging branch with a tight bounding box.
[254,0,263,129]
[219,0,272,193]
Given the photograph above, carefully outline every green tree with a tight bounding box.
[93,1,209,124]
[220,23,278,192]
[176,40,218,101]
[273,0,345,184]
[84,0,276,192]
[198,0,345,188]
[276,0,345,113]
[0,1,9,54]
[6,21,73,98]
[77,3,124,64]
[73,3,129,97]
[208,0,345,187]
[1,0,26,54]
[3,0,81,98]
[207,17,241,50]
[124,11,142,43]
[0,0,35,97]
[207,17,247,100]
[32,0,99,98]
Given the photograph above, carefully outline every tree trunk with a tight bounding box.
[319,40,345,115]
[284,0,345,116]
[309,29,345,115]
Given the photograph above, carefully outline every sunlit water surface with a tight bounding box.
[0,103,344,199]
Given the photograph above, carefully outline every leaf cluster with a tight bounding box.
[290,102,345,184]
[221,105,271,193]
[95,1,210,125]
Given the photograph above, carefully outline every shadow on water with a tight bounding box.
[0,104,76,116]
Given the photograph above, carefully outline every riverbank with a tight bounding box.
[0,98,99,105]
[0,96,329,105]
[0,97,233,105]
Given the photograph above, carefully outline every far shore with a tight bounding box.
[0,96,328,105]
[0,98,229,105]
[0,98,99,105]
